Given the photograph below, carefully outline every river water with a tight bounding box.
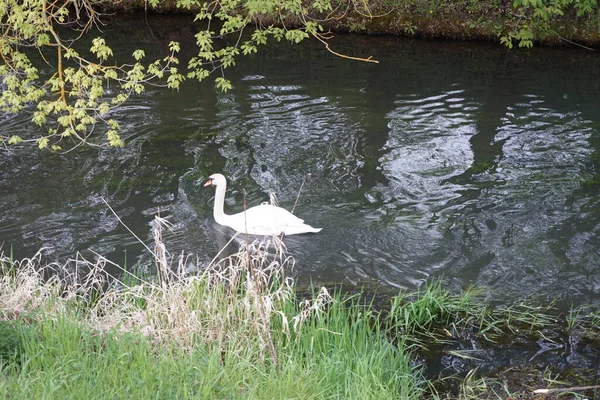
[1,15,599,308]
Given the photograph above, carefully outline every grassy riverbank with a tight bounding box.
[0,223,422,399]
[1,219,599,398]
[0,283,419,399]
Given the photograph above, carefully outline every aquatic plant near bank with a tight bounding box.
[388,283,561,345]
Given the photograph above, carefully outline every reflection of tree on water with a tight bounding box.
[363,40,600,300]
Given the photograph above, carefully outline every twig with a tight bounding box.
[88,249,152,286]
[313,33,379,64]
[291,177,306,214]
[558,36,596,51]
[533,385,600,394]
[207,231,241,267]
[101,197,157,258]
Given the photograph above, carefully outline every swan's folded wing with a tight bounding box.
[232,204,320,236]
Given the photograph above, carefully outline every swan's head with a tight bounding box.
[203,173,226,187]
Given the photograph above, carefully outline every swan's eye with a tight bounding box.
[203,177,214,187]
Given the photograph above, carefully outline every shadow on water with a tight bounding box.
[1,15,599,314]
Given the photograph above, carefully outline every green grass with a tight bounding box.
[0,222,423,399]
[4,318,246,399]
[0,288,420,399]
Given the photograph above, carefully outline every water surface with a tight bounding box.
[1,15,599,308]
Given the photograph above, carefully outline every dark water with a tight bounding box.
[1,16,600,310]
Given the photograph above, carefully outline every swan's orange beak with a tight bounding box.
[203,177,213,187]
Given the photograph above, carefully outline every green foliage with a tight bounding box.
[1,241,596,399]
[215,77,233,92]
[386,281,560,349]
[284,292,422,398]
[500,26,535,48]
[513,0,597,17]
[0,306,420,399]
[7,135,23,145]
[0,0,353,150]
[4,0,593,150]
[0,0,186,150]
[501,0,597,47]
[0,320,24,367]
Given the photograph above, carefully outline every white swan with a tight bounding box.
[204,173,322,236]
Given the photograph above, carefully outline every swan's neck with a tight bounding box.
[213,181,229,226]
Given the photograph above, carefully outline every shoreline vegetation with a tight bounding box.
[103,0,600,48]
[1,217,599,398]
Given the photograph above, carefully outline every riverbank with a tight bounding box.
[1,219,599,398]
[99,0,600,48]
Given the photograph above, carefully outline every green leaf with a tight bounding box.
[188,68,210,82]
[215,77,232,92]
[37,137,49,149]
[107,129,124,147]
[241,42,257,55]
[64,48,79,59]
[251,30,268,45]
[195,31,214,52]
[500,36,514,49]
[246,0,278,14]
[167,69,184,89]
[518,39,533,48]
[312,0,333,13]
[285,30,309,43]
[90,37,113,61]
[132,49,145,61]
[36,34,51,46]
[108,119,120,130]
[32,111,46,125]
[104,69,118,80]
[169,41,181,52]
[8,135,23,145]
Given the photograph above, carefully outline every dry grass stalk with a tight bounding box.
[0,213,331,366]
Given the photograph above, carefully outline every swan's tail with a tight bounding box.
[285,224,321,235]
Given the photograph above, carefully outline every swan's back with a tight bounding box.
[229,204,321,236]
